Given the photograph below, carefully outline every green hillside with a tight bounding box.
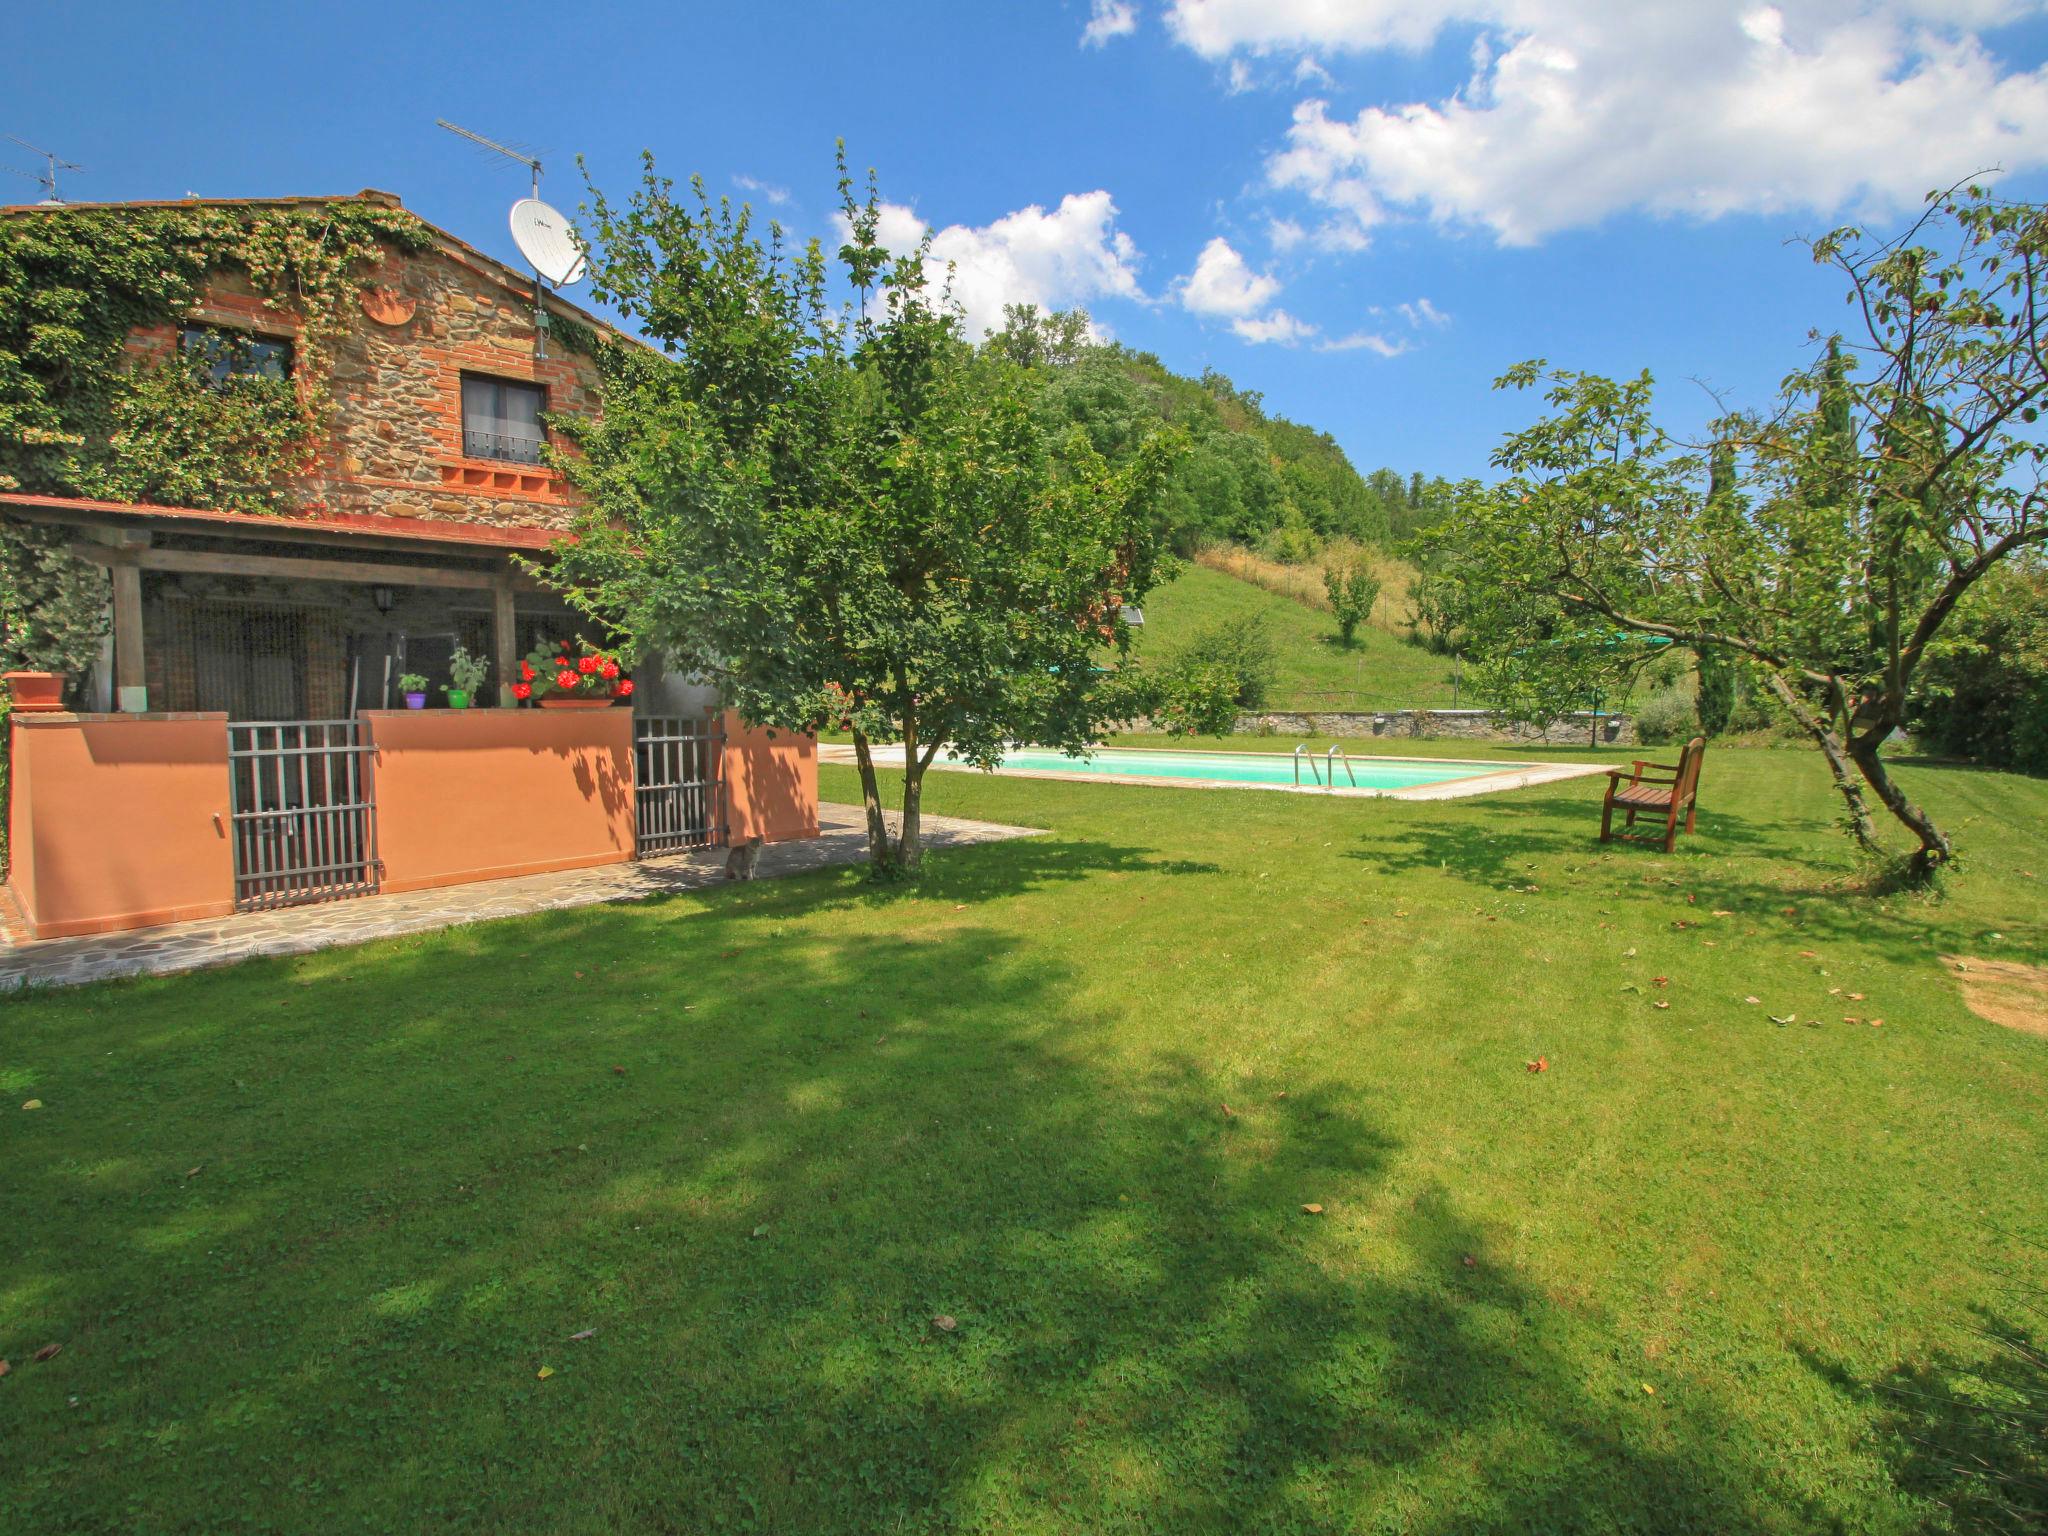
[1129,563,1464,711]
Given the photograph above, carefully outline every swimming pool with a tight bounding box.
[818,743,1610,800]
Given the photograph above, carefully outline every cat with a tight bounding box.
[723,833,765,881]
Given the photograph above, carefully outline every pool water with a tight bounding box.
[958,746,1513,792]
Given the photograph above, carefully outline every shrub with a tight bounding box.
[1633,686,1698,746]
[1907,563,2048,773]
[1166,614,1276,709]
[1255,514,1319,565]
[1322,562,1382,648]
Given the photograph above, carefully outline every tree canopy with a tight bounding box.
[549,153,1180,874]
[1420,185,2048,878]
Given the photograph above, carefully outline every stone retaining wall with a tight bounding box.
[1233,709,1635,746]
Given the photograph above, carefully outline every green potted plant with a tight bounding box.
[445,645,487,710]
[398,672,429,710]
[517,639,634,709]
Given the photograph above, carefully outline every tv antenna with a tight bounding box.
[435,118,584,358]
[4,136,82,204]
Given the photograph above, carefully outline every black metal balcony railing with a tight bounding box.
[463,427,547,465]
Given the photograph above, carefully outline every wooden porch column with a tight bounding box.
[96,530,149,710]
[493,575,519,708]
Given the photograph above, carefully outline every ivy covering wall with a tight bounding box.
[0,199,430,674]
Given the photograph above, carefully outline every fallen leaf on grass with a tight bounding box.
[32,1343,61,1363]
[1799,950,1820,960]
[1461,1255,1478,1269]
[1654,1001,1671,1010]
[21,1100,41,1111]
[568,1328,597,1342]
[612,1066,625,1076]
[1744,996,1761,1005]
[1848,993,1866,1001]
[1220,1103,1236,1119]
[1653,976,1669,988]
[1771,1014,1797,1025]
[537,1365,554,1380]
[1642,1383,1657,1396]
[1301,1203,1324,1215]
[0,1359,9,1378]
[1623,947,1637,957]
[1526,1057,1548,1073]
[931,1315,958,1333]
[1712,909,1734,917]
[751,1224,770,1240]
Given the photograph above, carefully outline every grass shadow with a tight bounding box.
[3,858,1824,1531]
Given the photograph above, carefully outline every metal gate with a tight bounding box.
[228,720,378,910]
[634,715,723,857]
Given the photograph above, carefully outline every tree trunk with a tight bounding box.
[896,709,924,872]
[1761,671,1881,852]
[849,729,895,872]
[899,747,925,872]
[1847,733,1954,878]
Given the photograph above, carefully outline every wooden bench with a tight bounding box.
[1600,736,1706,852]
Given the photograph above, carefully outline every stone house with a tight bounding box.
[1,190,815,941]
[0,187,669,717]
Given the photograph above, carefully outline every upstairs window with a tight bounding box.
[461,374,547,464]
[180,326,293,386]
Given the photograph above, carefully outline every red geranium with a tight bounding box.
[524,640,628,700]
[615,679,635,697]
[511,681,532,700]
[519,660,535,682]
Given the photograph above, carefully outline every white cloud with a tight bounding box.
[1082,0,1139,46]
[1176,236,1316,343]
[1398,296,1450,327]
[1178,236,1282,315]
[1236,309,1320,343]
[1318,329,1411,356]
[732,174,790,207]
[842,192,1146,342]
[1267,216,1308,250]
[1166,2,2048,244]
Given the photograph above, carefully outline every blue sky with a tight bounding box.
[8,1,2048,480]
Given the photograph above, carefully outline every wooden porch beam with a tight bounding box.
[67,542,540,592]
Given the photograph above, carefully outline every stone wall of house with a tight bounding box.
[128,205,606,532]
[1230,709,1637,746]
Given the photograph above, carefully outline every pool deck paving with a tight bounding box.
[0,803,1043,992]
[818,743,1612,801]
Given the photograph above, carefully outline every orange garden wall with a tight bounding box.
[720,711,818,844]
[366,708,637,894]
[6,713,236,939]
[3,708,818,940]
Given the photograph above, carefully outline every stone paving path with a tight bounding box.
[0,804,1041,992]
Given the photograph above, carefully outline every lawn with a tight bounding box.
[1130,563,1467,710]
[4,742,2047,1532]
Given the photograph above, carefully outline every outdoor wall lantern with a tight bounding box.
[372,585,396,614]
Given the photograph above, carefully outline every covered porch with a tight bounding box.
[1,492,578,715]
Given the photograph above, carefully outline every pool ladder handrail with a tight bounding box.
[1292,743,1359,789]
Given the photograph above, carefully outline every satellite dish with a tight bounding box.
[509,197,586,286]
